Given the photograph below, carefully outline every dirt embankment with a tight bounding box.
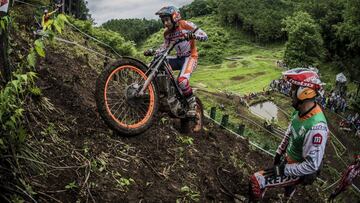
[18,39,333,202]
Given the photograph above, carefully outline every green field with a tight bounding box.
[142,15,285,95]
[192,54,283,94]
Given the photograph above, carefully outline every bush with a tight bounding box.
[69,17,136,56]
[282,11,324,67]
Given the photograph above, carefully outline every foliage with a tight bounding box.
[102,18,162,45]
[53,13,69,34]
[34,39,46,57]
[282,11,324,68]
[142,15,238,65]
[180,0,218,19]
[334,0,360,80]
[212,0,360,80]
[65,181,78,190]
[177,136,194,145]
[292,0,344,59]
[217,0,292,43]
[69,17,136,56]
[112,171,135,191]
[0,71,37,154]
[27,49,37,69]
[63,0,91,20]
[178,186,200,202]
[0,7,60,155]
[0,5,69,200]
[0,16,10,35]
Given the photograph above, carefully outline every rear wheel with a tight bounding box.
[95,58,158,136]
[180,97,204,134]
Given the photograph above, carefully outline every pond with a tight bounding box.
[249,101,279,120]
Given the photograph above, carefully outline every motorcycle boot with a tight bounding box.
[186,95,197,117]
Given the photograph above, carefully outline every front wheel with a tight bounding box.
[95,58,158,136]
[180,97,204,134]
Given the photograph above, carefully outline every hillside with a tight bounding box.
[1,2,359,203]
[2,18,326,202]
[140,13,360,202]
[142,15,284,94]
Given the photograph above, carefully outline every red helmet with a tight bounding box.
[283,68,322,101]
[283,68,322,90]
[155,6,181,24]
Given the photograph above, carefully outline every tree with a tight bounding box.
[62,0,90,20]
[180,0,217,19]
[102,18,162,45]
[282,11,324,68]
[335,0,360,80]
[216,0,292,43]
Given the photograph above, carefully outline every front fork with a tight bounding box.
[138,56,184,98]
[137,55,165,96]
[138,69,157,96]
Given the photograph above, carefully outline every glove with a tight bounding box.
[184,32,196,40]
[274,153,282,166]
[144,49,155,56]
[263,164,285,177]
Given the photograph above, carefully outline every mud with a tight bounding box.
[23,46,328,202]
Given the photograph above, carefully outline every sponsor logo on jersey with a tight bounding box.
[312,134,322,144]
[311,125,328,131]
[265,175,299,185]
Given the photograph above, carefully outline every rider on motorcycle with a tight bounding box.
[144,6,208,117]
[249,68,329,201]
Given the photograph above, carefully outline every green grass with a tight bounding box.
[191,15,284,94]
[318,62,358,93]
[193,55,282,94]
[142,15,285,95]
[142,14,360,97]
[197,91,281,154]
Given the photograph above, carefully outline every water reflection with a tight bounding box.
[249,101,278,120]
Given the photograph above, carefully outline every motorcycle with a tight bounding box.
[95,39,204,136]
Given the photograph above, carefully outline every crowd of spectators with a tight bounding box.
[270,79,349,113]
[324,91,348,113]
[343,113,360,135]
[269,77,360,136]
[269,79,291,95]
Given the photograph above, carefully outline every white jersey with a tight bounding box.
[276,105,329,176]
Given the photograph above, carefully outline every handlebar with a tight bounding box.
[146,34,192,58]
[166,38,188,54]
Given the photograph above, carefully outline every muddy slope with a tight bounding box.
[18,37,333,202]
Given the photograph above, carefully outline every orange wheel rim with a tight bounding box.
[104,65,155,129]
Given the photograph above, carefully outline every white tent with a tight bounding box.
[336,72,347,83]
